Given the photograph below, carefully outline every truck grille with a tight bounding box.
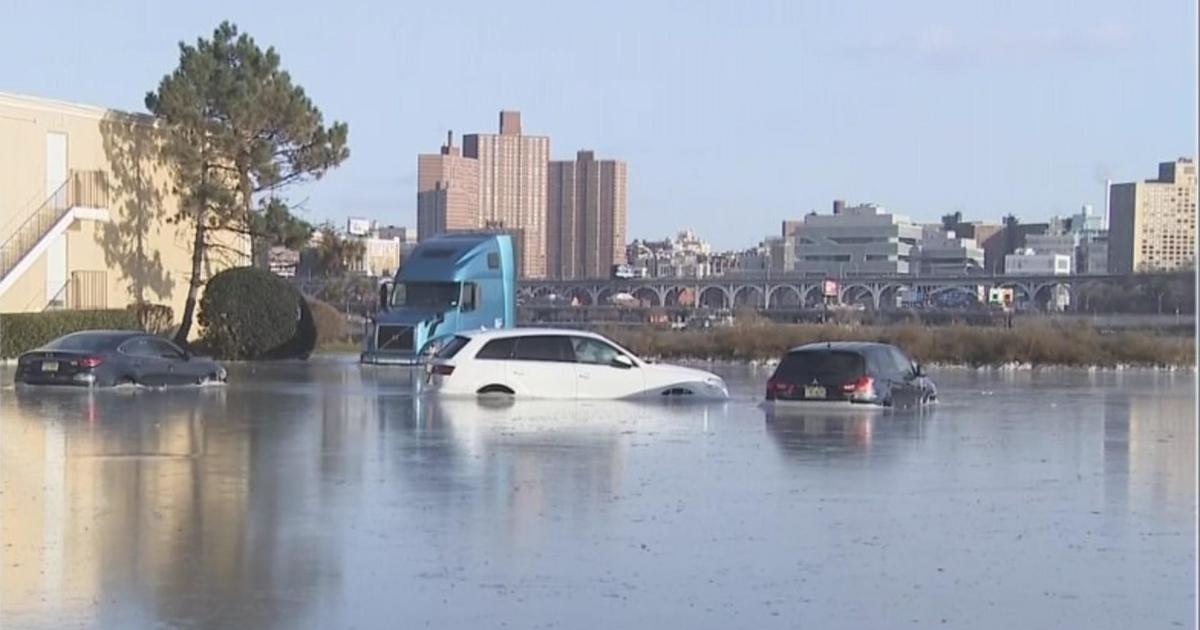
[376,325,414,351]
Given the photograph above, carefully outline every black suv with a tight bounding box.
[765,342,936,407]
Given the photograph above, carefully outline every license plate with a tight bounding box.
[803,385,826,399]
[41,361,59,372]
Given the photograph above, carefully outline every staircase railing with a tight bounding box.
[0,170,107,281]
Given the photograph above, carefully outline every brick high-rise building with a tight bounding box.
[547,150,627,279]
[463,111,550,278]
[416,131,479,241]
[1108,158,1197,273]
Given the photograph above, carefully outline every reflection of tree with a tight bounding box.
[98,113,175,307]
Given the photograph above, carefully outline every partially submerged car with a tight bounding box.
[422,328,729,399]
[14,331,227,387]
[765,342,935,408]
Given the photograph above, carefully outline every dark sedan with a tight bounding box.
[14,331,226,387]
[765,341,936,408]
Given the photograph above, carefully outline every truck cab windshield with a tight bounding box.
[391,281,460,309]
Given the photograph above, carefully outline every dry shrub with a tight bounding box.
[605,321,1193,367]
[308,299,348,346]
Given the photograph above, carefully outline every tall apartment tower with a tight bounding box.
[463,111,550,278]
[547,150,628,279]
[416,131,479,241]
[1108,158,1197,273]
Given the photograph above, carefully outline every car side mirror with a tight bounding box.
[378,282,391,312]
[610,355,635,369]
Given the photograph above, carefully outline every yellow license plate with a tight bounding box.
[803,385,826,398]
[41,361,59,372]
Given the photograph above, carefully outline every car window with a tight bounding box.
[889,347,916,376]
[475,337,515,360]
[121,338,157,358]
[148,339,185,359]
[512,335,574,362]
[571,337,625,365]
[435,336,472,359]
[774,350,865,382]
[460,282,479,312]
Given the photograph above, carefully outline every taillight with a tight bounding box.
[78,357,104,369]
[842,376,873,393]
[767,378,792,395]
[431,364,455,376]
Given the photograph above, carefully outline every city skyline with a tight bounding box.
[1,0,1196,249]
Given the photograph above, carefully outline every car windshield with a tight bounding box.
[43,333,125,352]
[391,281,460,309]
[775,350,865,383]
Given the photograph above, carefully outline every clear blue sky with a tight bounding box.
[2,0,1196,249]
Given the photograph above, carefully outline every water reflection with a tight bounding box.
[0,366,1193,630]
[763,403,932,461]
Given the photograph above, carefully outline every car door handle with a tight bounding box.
[512,369,525,377]
[578,373,590,380]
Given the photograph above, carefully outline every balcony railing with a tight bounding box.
[0,170,107,281]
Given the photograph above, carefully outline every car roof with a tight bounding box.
[460,327,606,342]
[787,341,899,354]
[61,330,145,341]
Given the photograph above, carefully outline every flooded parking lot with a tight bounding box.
[1,362,1194,629]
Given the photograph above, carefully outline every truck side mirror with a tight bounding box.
[378,282,390,312]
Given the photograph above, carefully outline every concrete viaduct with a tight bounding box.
[517,273,1139,310]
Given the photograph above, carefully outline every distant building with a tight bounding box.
[347,217,375,237]
[788,203,921,275]
[353,236,401,278]
[765,236,796,272]
[1004,250,1072,275]
[268,246,300,278]
[1108,158,1197,273]
[1025,217,1079,274]
[464,111,550,278]
[547,150,627,279]
[417,131,480,241]
[916,226,984,275]
[626,229,715,279]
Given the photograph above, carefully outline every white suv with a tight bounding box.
[422,328,729,399]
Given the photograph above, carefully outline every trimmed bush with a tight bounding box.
[0,309,140,358]
[198,267,316,360]
[128,303,175,336]
[308,299,347,346]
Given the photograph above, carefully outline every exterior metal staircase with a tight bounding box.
[0,170,107,300]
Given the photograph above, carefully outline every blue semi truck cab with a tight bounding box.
[361,233,515,365]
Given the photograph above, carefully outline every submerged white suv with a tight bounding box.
[422,328,729,399]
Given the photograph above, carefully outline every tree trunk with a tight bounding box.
[174,220,207,347]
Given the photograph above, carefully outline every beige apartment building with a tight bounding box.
[1108,158,1197,273]
[464,111,550,278]
[547,150,627,279]
[0,92,247,317]
[416,131,480,241]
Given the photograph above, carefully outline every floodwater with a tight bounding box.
[0,362,1194,629]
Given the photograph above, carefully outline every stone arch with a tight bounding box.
[1033,281,1070,311]
[732,285,765,309]
[563,286,594,306]
[631,286,661,307]
[927,284,979,307]
[664,286,694,307]
[767,284,802,309]
[875,283,907,310]
[801,285,825,307]
[698,285,730,309]
[839,283,876,308]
